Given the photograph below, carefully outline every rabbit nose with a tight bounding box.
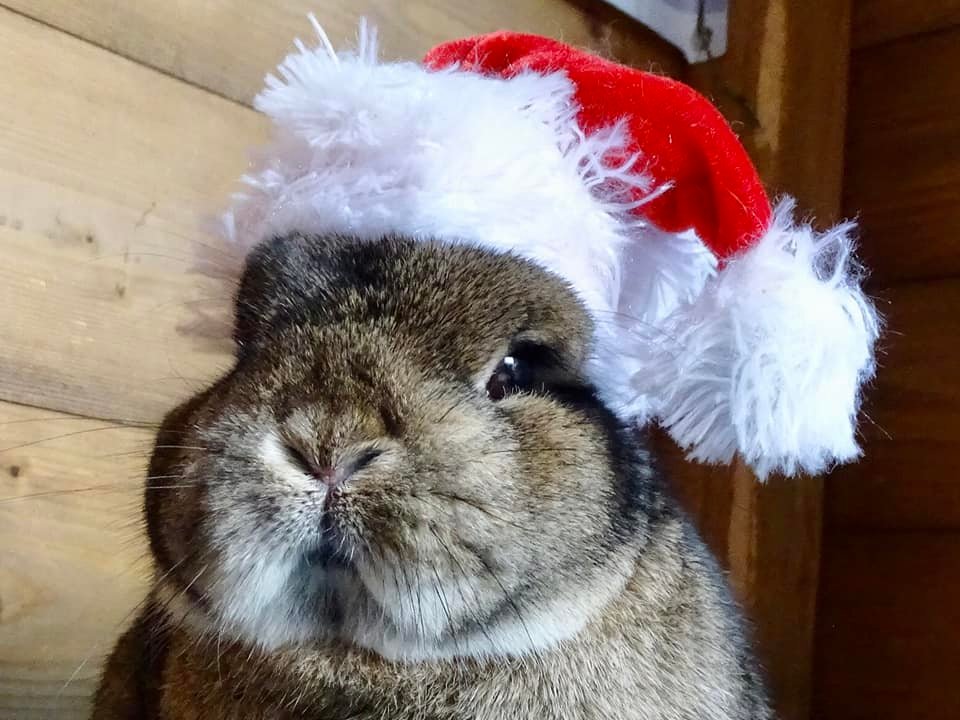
[319,447,383,488]
[314,466,338,487]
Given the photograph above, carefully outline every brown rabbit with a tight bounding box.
[92,234,771,719]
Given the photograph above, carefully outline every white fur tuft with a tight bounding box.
[586,225,718,423]
[636,200,881,478]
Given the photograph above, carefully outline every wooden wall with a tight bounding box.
[813,2,960,718]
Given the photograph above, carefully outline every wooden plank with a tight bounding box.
[0,402,152,719]
[813,530,960,720]
[4,0,684,108]
[825,280,960,530]
[845,27,960,284]
[0,8,250,422]
[684,3,854,719]
[852,0,960,48]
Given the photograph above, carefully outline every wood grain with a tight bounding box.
[825,280,960,530]
[813,530,960,720]
[844,26,960,284]
[852,0,960,48]
[0,402,152,720]
[0,8,251,423]
[685,2,854,719]
[4,0,682,108]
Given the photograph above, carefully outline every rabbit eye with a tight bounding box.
[486,355,531,400]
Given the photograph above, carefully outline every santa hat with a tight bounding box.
[221,19,880,479]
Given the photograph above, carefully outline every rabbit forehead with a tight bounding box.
[237,235,594,376]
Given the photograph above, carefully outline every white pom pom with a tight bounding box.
[638,199,881,479]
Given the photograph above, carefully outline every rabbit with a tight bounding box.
[91,232,771,719]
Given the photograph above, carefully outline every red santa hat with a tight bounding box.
[222,18,880,479]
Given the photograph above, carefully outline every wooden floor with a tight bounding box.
[0,3,678,717]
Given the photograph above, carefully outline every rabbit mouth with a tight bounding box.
[303,508,352,569]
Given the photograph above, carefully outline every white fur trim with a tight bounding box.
[221,19,714,425]
[635,200,881,478]
[587,225,717,422]
[226,19,641,315]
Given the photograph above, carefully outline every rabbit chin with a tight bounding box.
[153,546,635,662]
